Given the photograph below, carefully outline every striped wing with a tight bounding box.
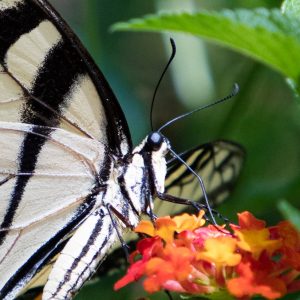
[0,0,131,298]
[0,123,105,298]
[155,140,245,216]
[0,0,131,153]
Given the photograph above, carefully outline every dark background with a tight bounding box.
[47,1,299,299]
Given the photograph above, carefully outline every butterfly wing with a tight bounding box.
[0,0,131,298]
[155,140,245,216]
[0,0,131,153]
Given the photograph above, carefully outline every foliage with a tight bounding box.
[112,3,300,96]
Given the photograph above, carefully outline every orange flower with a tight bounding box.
[114,237,163,290]
[172,211,206,232]
[115,211,300,300]
[144,245,194,289]
[142,241,214,295]
[227,254,287,299]
[135,217,176,242]
[232,211,282,259]
[271,221,300,269]
[236,211,266,230]
[135,211,206,243]
[114,259,147,290]
[235,228,282,259]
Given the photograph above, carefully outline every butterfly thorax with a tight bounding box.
[124,133,169,215]
[103,132,170,229]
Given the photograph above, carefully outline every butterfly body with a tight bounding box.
[0,0,244,299]
[0,123,169,300]
[41,133,169,300]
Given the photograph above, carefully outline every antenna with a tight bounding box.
[169,148,217,225]
[158,83,239,133]
[150,38,176,131]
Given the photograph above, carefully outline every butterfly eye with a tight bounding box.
[147,132,164,151]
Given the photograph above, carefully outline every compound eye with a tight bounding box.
[147,132,164,151]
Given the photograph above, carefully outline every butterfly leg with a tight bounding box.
[156,191,203,211]
[106,204,130,260]
[156,192,229,223]
[145,188,157,222]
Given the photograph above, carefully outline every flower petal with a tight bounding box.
[172,211,206,232]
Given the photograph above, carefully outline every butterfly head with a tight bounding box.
[140,132,170,196]
[146,132,170,155]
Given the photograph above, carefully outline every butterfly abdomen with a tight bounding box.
[42,207,117,300]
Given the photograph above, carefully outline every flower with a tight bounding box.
[232,212,282,260]
[226,253,287,299]
[197,236,241,270]
[114,211,300,299]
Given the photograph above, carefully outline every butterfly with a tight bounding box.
[0,0,244,299]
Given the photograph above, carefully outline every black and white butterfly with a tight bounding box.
[0,0,244,299]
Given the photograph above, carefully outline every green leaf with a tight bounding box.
[277,199,300,230]
[112,8,300,92]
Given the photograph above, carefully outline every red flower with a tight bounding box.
[114,211,300,299]
[227,254,287,299]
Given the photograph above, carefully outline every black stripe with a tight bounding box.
[0,39,88,244]
[166,146,213,189]
[0,194,98,299]
[0,1,45,64]
[37,0,132,155]
[69,224,113,297]
[166,141,245,190]
[52,209,112,298]
[143,151,158,197]
[0,127,51,245]
[118,171,137,218]
[97,149,111,184]
[24,39,87,125]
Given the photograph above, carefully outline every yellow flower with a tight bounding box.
[197,236,241,269]
[236,228,282,259]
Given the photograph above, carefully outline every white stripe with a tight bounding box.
[123,152,145,217]
[0,68,23,103]
[0,66,24,123]
[0,177,17,223]
[62,74,107,142]
[5,20,61,90]
[0,0,23,10]
[43,207,118,300]
[0,121,106,296]
[0,121,103,225]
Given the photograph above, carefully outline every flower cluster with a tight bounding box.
[114,211,300,299]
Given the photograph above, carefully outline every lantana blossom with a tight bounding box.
[114,211,300,299]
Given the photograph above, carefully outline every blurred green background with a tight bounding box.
[47,0,299,299]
